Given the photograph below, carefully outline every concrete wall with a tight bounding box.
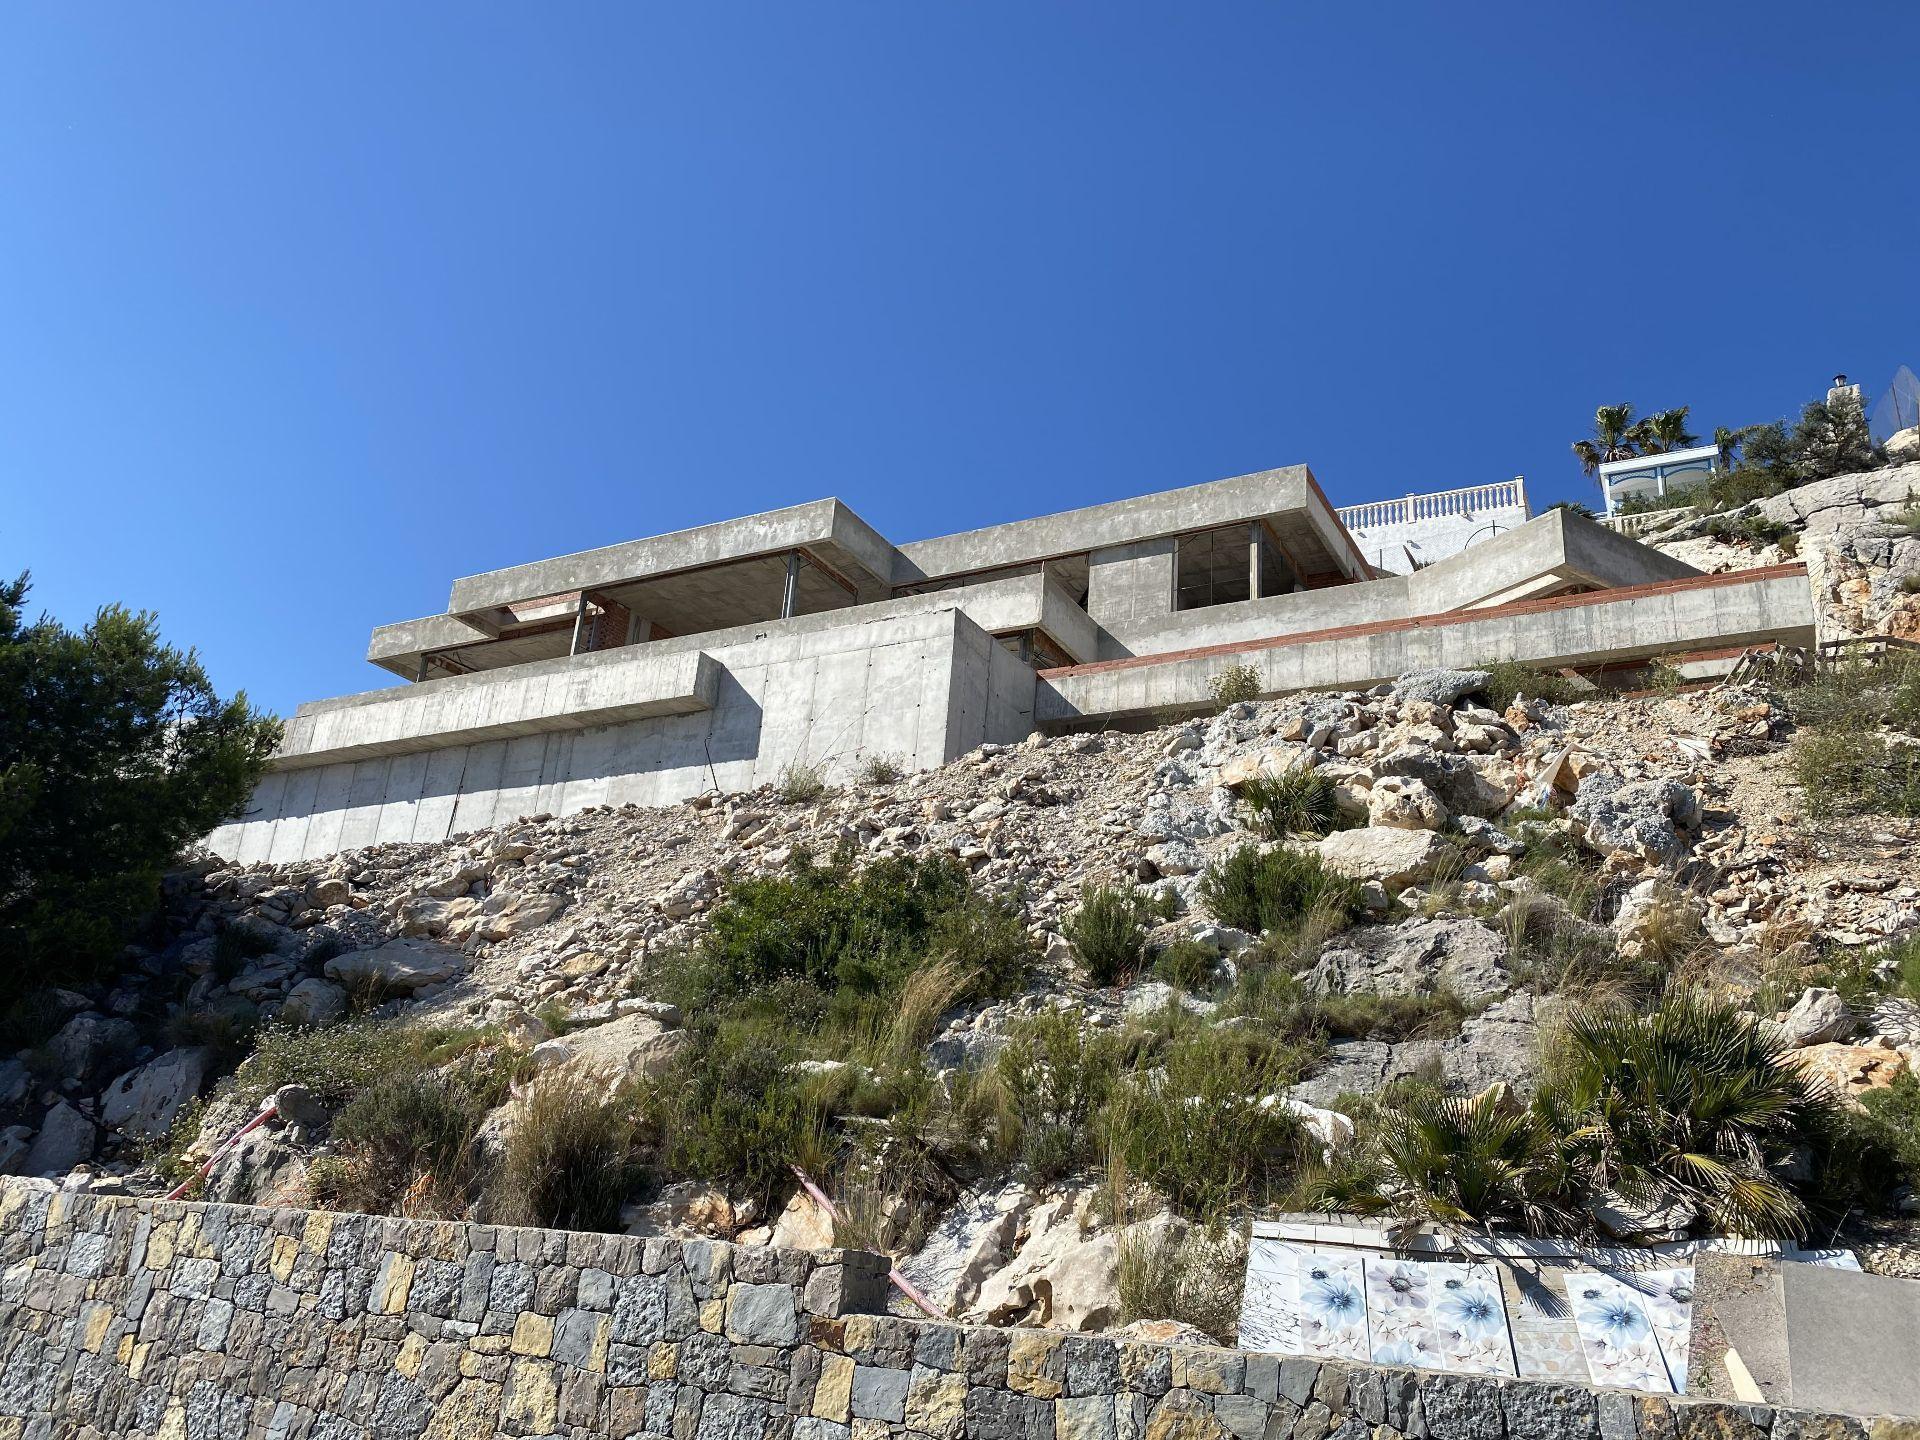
[1036,567,1816,725]
[212,608,1033,865]
[0,1181,1893,1440]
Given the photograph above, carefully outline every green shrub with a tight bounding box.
[1209,664,1262,706]
[315,1065,494,1217]
[1198,845,1363,936]
[1702,511,1792,548]
[664,847,1030,1012]
[1309,989,1469,1043]
[1367,1084,1573,1234]
[1111,1032,1307,1217]
[775,762,829,804]
[1064,886,1154,985]
[1153,940,1221,994]
[1239,770,1339,839]
[1474,661,1588,711]
[855,753,906,786]
[1792,730,1920,819]
[488,1079,643,1232]
[995,1010,1129,1181]
[1116,1220,1245,1343]
[225,1020,424,1111]
[645,1020,819,1209]
[1856,1073,1920,1198]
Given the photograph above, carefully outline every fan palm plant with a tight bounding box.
[1640,407,1699,455]
[1571,405,1649,477]
[1538,991,1834,1239]
[1370,1085,1576,1234]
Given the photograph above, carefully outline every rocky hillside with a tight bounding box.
[1640,459,1920,642]
[6,471,1920,1339]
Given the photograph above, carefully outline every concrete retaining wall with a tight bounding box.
[1036,567,1816,724]
[209,608,1034,865]
[0,1182,1893,1440]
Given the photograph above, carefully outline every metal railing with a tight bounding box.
[1338,477,1528,533]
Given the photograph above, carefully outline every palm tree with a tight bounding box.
[1571,405,1649,477]
[1537,991,1836,1239]
[1640,407,1699,455]
[1371,1085,1577,1235]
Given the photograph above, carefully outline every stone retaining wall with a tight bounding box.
[0,1181,1897,1440]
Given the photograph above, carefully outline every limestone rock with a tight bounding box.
[1390,669,1491,707]
[1778,987,1855,1048]
[280,977,348,1027]
[21,1102,95,1177]
[324,939,466,993]
[1315,827,1452,889]
[1367,775,1447,831]
[1304,916,1511,1004]
[898,1182,1034,1314]
[1569,774,1700,866]
[768,1189,837,1251]
[1787,1040,1908,1108]
[551,1010,693,1080]
[46,1014,140,1084]
[1372,744,1511,818]
[99,1047,210,1141]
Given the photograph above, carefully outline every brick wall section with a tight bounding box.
[0,1181,1896,1440]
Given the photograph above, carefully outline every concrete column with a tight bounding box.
[781,551,801,620]
[1248,521,1262,601]
[568,593,590,655]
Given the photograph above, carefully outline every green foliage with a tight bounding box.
[316,1066,496,1217]
[1198,844,1363,936]
[1115,1220,1245,1344]
[1239,769,1340,839]
[1793,392,1880,481]
[1473,661,1588,711]
[1064,885,1154,985]
[488,1079,644,1232]
[0,574,281,1004]
[1701,511,1792,548]
[1368,1085,1575,1234]
[994,1010,1129,1181]
[1855,1073,1920,1198]
[1792,730,1920,819]
[775,761,829,804]
[1208,664,1262,707]
[1537,992,1836,1239]
[855,753,906,786]
[1153,940,1222,994]
[663,846,1030,1013]
[643,1018,818,1210]
[1110,1032,1308,1217]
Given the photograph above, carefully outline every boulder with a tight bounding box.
[1778,987,1855,1048]
[1390,669,1491,707]
[46,1014,140,1084]
[768,1189,838,1252]
[306,876,351,909]
[963,1189,1170,1332]
[1787,1040,1908,1109]
[477,891,566,941]
[1372,744,1512,818]
[21,1102,95,1177]
[99,1047,210,1140]
[545,1011,693,1080]
[280,978,348,1027]
[1569,774,1701,865]
[898,1182,1034,1314]
[1611,879,1706,959]
[1316,827,1453,888]
[625,1181,747,1239]
[1367,776,1448,831]
[324,939,466,994]
[1303,916,1511,1004]
[271,1084,330,1129]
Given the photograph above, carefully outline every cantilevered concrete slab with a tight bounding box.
[446,498,900,621]
[278,647,721,769]
[895,466,1371,587]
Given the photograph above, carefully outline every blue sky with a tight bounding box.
[5,3,1918,716]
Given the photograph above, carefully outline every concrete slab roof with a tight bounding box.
[894,466,1371,585]
[444,498,900,620]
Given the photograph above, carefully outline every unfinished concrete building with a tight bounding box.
[210,467,1815,862]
